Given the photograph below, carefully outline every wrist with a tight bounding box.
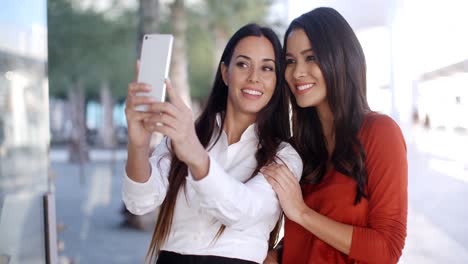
[184,139,207,166]
[191,151,209,168]
[187,149,209,172]
[187,148,209,180]
[127,140,150,152]
[295,203,311,226]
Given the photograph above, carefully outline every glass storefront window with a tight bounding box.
[0,1,52,263]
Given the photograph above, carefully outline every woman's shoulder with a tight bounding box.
[361,112,402,136]
[278,140,298,154]
[276,140,303,180]
[360,112,406,151]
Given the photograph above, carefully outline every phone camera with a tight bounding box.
[145,36,148,40]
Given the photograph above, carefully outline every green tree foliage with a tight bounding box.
[48,0,275,106]
[48,0,137,101]
[204,0,272,37]
[48,0,138,157]
[185,7,214,100]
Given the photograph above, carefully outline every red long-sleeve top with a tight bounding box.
[282,113,408,264]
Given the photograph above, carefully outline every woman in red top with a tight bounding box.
[261,7,408,264]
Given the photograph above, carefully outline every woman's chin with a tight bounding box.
[296,100,313,108]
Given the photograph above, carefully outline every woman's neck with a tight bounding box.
[223,107,256,145]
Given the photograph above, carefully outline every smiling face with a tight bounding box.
[285,28,327,109]
[221,36,277,117]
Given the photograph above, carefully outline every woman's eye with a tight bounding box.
[236,62,248,68]
[306,55,317,62]
[285,58,295,65]
[262,66,274,72]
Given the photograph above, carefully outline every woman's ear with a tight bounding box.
[220,61,228,86]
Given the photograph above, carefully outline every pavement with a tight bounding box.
[50,127,468,263]
[400,127,468,263]
[52,156,152,264]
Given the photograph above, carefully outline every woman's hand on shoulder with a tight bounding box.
[261,164,308,224]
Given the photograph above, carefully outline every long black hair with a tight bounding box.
[147,23,290,262]
[285,7,370,204]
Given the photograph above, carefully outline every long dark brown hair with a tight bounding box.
[285,7,370,204]
[146,23,290,263]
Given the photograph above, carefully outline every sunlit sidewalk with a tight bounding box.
[52,158,151,264]
[400,206,468,263]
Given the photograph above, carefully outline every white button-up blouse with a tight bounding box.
[122,116,302,263]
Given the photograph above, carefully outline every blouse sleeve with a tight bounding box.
[122,137,172,215]
[349,115,408,263]
[186,142,303,231]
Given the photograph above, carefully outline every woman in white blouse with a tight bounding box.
[123,23,302,264]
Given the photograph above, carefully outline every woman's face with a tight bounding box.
[222,36,277,117]
[285,28,327,109]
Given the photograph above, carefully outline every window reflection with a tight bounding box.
[0,1,50,263]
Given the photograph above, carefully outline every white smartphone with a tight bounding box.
[135,34,173,112]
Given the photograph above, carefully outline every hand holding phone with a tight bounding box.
[135,34,173,112]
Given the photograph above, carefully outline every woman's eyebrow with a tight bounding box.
[236,54,275,63]
[286,48,314,57]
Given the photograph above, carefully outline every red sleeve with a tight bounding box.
[349,115,408,263]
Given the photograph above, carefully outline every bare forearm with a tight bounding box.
[297,207,353,255]
[125,144,151,183]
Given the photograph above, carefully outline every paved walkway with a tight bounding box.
[52,159,151,264]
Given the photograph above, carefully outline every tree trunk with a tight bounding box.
[213,27,228,76]
[122,0,161,231]
[170,0,191,107]
[137,0,160,54]
[99,80,115,148]
[137,0,164,150]
[68,79,89,163]
[138,0,164,151]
